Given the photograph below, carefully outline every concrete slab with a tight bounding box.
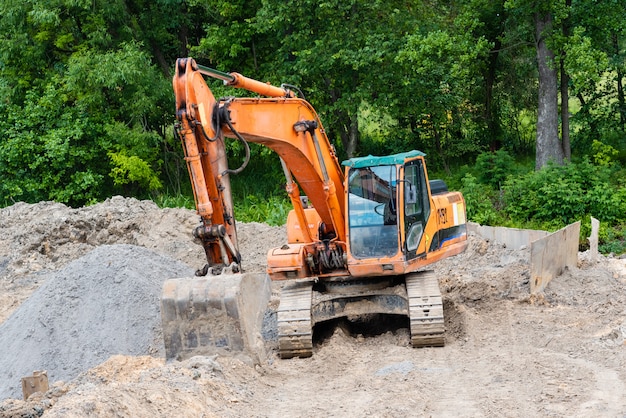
[468,222,549,250]
[530,222,580,294]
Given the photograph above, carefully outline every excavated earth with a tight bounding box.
[1,196,626,417]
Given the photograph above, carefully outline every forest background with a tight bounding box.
[0,0,625,254]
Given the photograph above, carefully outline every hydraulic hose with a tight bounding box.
[220,101,250,176]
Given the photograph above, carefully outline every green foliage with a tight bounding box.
[248,0,422,159]
[0,81,109,206]
[591,140,619,166]
[562,27,609,97]
[598,224,626,255]
[460,174,501,225]
[234,195,291,226]
[0,4,172,207]
[502,159,626,226]
[393,16,491,169]
[109,152,162,191]
[104,121,165,197]
[228,143,287,200]
[445,154,626,254]
[474,150,517,188]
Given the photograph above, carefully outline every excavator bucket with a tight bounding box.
[161,272,271,363]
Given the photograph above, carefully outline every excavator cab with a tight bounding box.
[342,150,466,273]
[345,152,436,262]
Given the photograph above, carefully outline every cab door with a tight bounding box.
[402,158,430,260]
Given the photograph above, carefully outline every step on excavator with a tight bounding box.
[161,58,468,361]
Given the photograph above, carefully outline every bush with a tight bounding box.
[109,152,163,192]
[598,223,626,255]
[502,159,626,227]
[460,174,500,225]
[474,149,516,188]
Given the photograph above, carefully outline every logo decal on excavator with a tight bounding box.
[438,208,448,224]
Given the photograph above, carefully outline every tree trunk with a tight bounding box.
[617,67,625,130]
[333,108,359,158]
[534,11,563,170]
[486,37,501,151]
[577,92,600,139]
[152,42,171,78]
[614,34,626,130]
[485,3,506,151]
[341,113,359,159]
[560,0,571,160]
[327,79,359,159]
[560,62,571,160]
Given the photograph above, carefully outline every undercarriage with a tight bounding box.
[277,270,444,358]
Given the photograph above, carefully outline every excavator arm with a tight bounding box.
[173,58,346,275]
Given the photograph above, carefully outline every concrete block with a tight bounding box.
[588,217,599,263]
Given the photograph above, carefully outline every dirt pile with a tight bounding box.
[1,355,257,418]
[0,197,203,325]
[1,197,626,417]
[0,197,284,324]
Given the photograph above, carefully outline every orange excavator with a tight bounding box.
[161,58,468,361]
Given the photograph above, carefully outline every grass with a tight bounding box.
[151,193,195,210]
[234,195,291,226]
[153,191,291,226]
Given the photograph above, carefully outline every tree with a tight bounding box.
[504,0,568,170]
[505,0,625,168]
[534,8,564,169]
[564,0,623,154]
[393,3,491,172]
[248,0,425,159]
[0,0,178,205]
[472,0,508,151]
[1,0,624,209]
[559,0,572,161]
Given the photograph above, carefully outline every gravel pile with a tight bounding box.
[0,244,193,400]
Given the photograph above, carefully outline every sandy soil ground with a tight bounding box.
[1,197,626,417]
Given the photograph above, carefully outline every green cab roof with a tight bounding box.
[341,150,425,168]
